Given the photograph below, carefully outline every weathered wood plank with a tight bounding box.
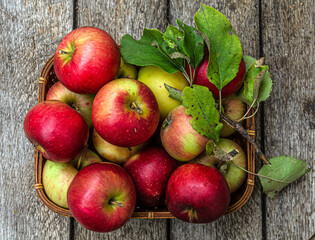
[262,1,315,239]
[168,1,263,239]
[74,0,168,238]
[0,0,73,239]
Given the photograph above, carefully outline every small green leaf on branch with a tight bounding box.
[238,56,273,107]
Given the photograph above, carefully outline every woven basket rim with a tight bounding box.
[34,55,255,219]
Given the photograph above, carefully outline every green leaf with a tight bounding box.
[257,70,273,103]
[238,57,272,106]
[176,19,204,68]
[182,85,223,142]
[194,4,243,90]
[120,29,182,73]
[163,24,184,53]
[164,83,183,102]
[258,156,311,198]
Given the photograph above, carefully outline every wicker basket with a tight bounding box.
[34,55,256,219]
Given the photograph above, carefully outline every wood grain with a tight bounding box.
[0,0,73,239]
[261,0,315,239]
[74,0,168,238]
[168,1,263,239]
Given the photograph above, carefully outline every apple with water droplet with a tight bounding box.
[23,100,89,162]
[92,78,159,147]
[54,26,120,94]
[166,163,230,223]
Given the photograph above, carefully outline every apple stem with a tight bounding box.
[220,113,271,165]
[109,200,123,207]
[130,102,143,115]
[231,160,290,183]
[70,102,79,112]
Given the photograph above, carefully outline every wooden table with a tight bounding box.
[1,0,314,239]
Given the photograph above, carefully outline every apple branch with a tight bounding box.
[220,113,271,165]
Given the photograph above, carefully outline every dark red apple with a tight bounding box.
[54,26,120,94]
[23,100,89,162]
[92,78,159,147]
[67,162,136,232]
[188,50,246,99]
[166,163,230,223]
[46,81,95,128]
[123,147,177,208]
[160,105,208,162]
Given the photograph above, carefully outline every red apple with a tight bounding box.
[124,147,177,208]
[24,100,89,162]
[160,105,208,161]
[67,162,136,232]
[92,129,146,164]
[166,163,230,223]
[54,26,120,94]
[46,81,95,128]
[188,50,246,99]
[92,78,159,147]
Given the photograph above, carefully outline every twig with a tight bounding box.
[220,112,271,165]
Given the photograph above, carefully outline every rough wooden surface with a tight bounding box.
[0,0,314,239]
[262,0,315,239]
[0,0,73,239]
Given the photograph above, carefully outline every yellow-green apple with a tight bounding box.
[117,57,138,79]
[67,162,136,232]
[54,26,120,94]
[188,50,246,99]
[92,78,159,147]
[23,100,89,162]
[43,150,101,208]
[43,160,78,208]
[160,105,208,162]
[166,163,230,223]
[92,129,145,164]
[220,95,246,137]
[71,149,102,170]
[46,81,95,128]
[138,66,189,120]
[192,138,247,193]
[123,147,177,208]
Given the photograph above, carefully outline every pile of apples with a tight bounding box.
[24,26,248,232]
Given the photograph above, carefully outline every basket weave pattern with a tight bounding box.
[34,55,256,219]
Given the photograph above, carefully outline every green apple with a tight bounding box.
[43,160,78,208]
[92,129,146,164]
[220,95,246,137]
[138,66,189,120]
[117,57,138,79]
[43,149,102,208]
[192,138,247,193]
[71,149,102,170]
